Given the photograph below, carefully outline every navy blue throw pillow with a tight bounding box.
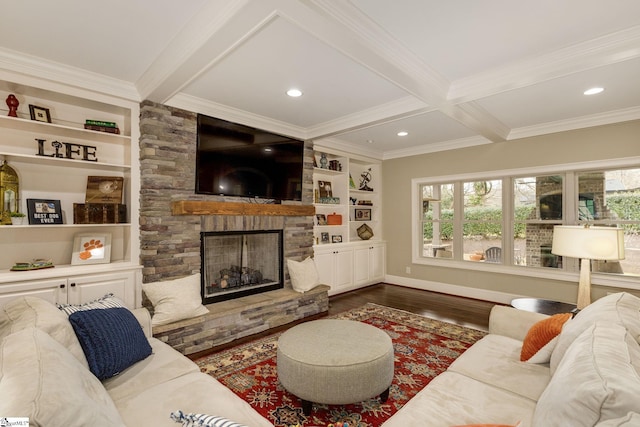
[69,307,152,380]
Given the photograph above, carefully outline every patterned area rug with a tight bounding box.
[195,303,487,427]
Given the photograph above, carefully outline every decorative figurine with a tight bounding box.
[319,153,328,169]
[6,94,19,117]
[359,168,373,191]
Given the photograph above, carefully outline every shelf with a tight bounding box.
[314,167,344,175]
[0,115,129,144]
[0,151,131,171]
[1,223,131,230]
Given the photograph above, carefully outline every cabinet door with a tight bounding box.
[0,278,67,308]
[313,250,335,287]
[333,249,353,290]
[353,246,371,285]
[369,243,385,281]
[68,271,136,307]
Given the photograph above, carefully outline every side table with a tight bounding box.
[511,297,578,316]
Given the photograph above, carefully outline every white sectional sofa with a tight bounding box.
[0,296,272,427]
[382,292,640,427]
[2,292,640,427]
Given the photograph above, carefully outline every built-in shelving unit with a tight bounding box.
[0,77,140,307]
[311,147,385,295]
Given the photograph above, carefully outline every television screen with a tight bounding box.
[195,114,304,201]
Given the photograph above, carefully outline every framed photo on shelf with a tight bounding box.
[316,214,327,225]
[71,233,112,265]
[331,235,342,243]
[85,176,124,204]
[320,232,330,244]
[29,105,52,123]
[27,199,63,224]
[354,208,371,221]
[318,180,333,198]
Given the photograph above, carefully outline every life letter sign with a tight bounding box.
[36,138,98,162]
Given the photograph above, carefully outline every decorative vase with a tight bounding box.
[6,94,19,117]
[319,153,328,169]
[10,217,25,225]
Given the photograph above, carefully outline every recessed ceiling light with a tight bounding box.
[397,131,408,137]
[584,87,604,95]
[286,88,303,97]
[366,139,374,144]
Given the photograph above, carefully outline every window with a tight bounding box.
[413,164,640,280]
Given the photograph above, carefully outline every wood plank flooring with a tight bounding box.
[190,283,498,359]
[328,283,496,332]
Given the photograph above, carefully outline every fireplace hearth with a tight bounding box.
[201,230,283,304]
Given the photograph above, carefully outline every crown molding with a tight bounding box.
[449,25,640,103]
[166,92,308,140]
[306,96,430,139]
[312,136,384,160]
[382,135,491,160]
[0,47,139,102]
[508,106,640,140]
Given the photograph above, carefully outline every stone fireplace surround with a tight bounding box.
[139,101,328,354]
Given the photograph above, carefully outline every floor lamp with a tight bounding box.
[551,225,625,310]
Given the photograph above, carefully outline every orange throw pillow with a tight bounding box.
[520,313,572,363]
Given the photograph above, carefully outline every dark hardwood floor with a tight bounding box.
[190,283,497,359]
[328,283,495,332]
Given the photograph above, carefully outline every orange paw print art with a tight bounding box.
[79,239,103,260]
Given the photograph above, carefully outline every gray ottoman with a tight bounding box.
[277,319,394,414]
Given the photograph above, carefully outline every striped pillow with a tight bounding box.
[171,410,248,427]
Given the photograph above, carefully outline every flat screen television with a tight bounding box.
[195,114,304,201]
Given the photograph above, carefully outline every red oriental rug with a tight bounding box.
[195,303,487,427]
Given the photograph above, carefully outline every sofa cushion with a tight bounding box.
[142,274,209,326]
[0,296,88,367]
[69,307,153,380]
[447,334,550,401]
[533,321,640,427]
[112,370,273,427]
[596,413,640,426]
[550,292,640,374]
[380,371,535,427]
[0,327,125,426]
[287,257,320,292]
[520,313,571,363]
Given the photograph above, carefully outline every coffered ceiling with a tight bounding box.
[2,0,640,159]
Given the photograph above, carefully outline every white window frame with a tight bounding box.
[411,157,640,291]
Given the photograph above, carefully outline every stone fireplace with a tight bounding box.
[201,229,283,303]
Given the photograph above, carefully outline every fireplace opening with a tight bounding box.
[201,230,284,304]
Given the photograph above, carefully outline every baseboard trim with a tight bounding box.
[384,274,523,305]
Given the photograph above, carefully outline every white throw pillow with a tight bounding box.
[142,274,209,326]
[533,321,640,427]
[287,257,320,293]
[0,327,125,426]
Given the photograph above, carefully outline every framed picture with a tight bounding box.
[317,180,333,198]
[354,208,371,221]
[320,232,330,244]
[71,232,112,265]
[85,176,124,203]
[29,105,52,123]
[27,199,63,224]
[331,235,342,243]
[316,214,327,225]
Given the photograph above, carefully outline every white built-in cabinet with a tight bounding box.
[0,77,141,308]
[312,147,385,295]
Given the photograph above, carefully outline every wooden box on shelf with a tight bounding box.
[73,203,126,224]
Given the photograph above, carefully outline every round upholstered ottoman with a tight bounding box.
[277,319,394,414]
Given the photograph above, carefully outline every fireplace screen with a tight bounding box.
[201,230,283,304]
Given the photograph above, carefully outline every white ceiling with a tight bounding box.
[2,0,640,159]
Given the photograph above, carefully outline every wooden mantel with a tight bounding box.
[171,200,315,217]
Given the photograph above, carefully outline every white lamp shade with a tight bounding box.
[552,226,625,260]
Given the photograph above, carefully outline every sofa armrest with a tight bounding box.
[131,307,152,338]
[489,305,548,341]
